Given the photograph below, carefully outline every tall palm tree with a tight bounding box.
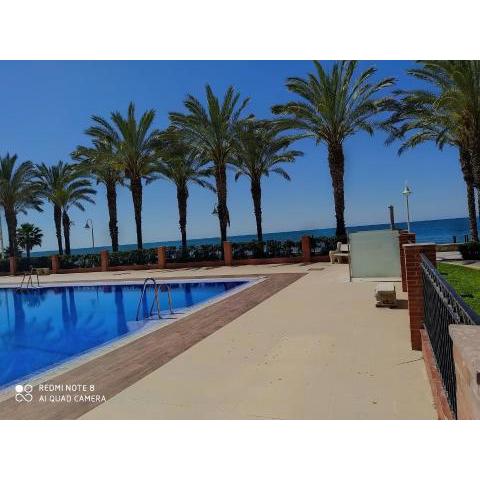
[232,119,303,242]
[58,176,96,255]
[17,223,43,260]
[0,154,43,257]
[36,162,95,255]
[83,102,161,250]
[72,140,123,251]
[169,85,249,243]
[157,128,215,251]
[35,161,70,255]
[272,61,395,238]
[383,66,480,241]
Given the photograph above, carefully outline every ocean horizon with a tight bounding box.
[31,216,474,257]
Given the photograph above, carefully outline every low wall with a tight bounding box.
[6,237,333,276]
[436,243,461,252]
[450,325,480,420]
[421,330,455,420]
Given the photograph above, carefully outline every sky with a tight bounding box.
[0,60,465,251]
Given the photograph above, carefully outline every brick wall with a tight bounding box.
[450,325,480,419]
[421,330,455,420]
[404,243,436,350]
[399,231,416,292]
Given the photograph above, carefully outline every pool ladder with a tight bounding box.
[135,278,174,321]
[17,268,40,291]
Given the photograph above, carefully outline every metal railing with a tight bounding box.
[420,254,480,418]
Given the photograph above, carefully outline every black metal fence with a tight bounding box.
[420,254,480,418]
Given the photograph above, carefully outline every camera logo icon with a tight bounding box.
[15,384,33,403]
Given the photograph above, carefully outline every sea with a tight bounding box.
[31,216,474,257]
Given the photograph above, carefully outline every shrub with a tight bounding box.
[18,256,51,272]
[166,244,223,262]
[109,249,157,267]
[459,242,480,260]
[232,239,302,259]
[59,254,101,269]
[0,258,9,273]
[310,236,339,256]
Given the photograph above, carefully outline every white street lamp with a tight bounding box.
[402,183,412,232]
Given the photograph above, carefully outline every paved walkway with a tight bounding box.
[73,263,435,419]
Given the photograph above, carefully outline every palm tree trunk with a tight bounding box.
[251,177,263,242]
[466,182,478,242]
[62,210,71,255]
[130,177,143,250]
[176,183,188,252]
[327,142,346,239]
[215,161,229,244]
[54,205,63,255]
[5,208,17,257]
[459,146,479,242]
[26,245,31,261]
[106,181,119,252]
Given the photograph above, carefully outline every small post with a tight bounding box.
[9,256,16,275]
[301,235,311,262]
[404,243,436,351]
[51,255,59,274]
[100,250,109,272]
[157,246,167,269]
[388,205,395,230]
[223,241,233,267]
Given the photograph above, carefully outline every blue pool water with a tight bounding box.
[0,280,246,388]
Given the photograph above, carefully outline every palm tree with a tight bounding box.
[36,162,95,255]
[272,61,395,238]
[169,85,249,243]
[58,176,96,255]
[17,223,43,260]
[383,65,480,241]
[157,128,215,251]
[232,119,302,242]
[83,102,161,250]
[0,154,43,257]
[72,140,123,251]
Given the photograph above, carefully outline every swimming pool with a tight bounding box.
[0,279,249,388]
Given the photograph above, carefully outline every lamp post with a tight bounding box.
[402,183,412,232]
[84,218,95,252]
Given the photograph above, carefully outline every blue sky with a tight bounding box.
[0,60,465,251]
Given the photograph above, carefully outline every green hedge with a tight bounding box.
[59,254,101,269]
[109,249,157,267]
[18,256,51,272]
[232,240,302,259]
[458,242,480,260]
[0,258,9,273]
[310,236,339,256]
[166,245,223,262]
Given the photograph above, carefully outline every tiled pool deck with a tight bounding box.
[0,262,436,419]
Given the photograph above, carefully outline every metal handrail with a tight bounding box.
[420,254,480,326]
[420,253,480,418]
[136,278,174,321]
[17,268,40,290]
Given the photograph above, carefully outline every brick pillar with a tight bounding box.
[100,250,109,272]
[301,235,311,262]
[157,246,167,269]
[51,255,59,274]
[450,325,480,419]
[399,231,416,292]
[223,241,232,267]
[9,256,16,275]
[404,243,437,350]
